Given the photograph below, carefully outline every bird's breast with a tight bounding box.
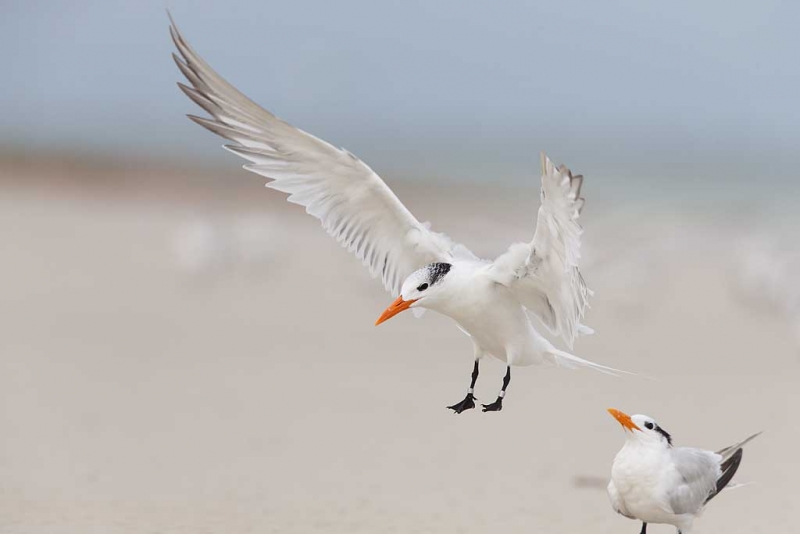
[611,447,674,521]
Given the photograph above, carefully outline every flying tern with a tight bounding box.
[168,16,624,412]
[607,409,760,533]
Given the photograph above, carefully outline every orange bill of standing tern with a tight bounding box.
[607,408,642,432]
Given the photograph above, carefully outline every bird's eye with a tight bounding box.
[417,283,429,292]
[644,422,654,430]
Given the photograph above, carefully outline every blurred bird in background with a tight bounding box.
[734,231,800,353]
[171,214,278,278]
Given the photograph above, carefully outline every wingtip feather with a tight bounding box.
[540,151,554,177]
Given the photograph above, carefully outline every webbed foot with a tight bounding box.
[481,397,503,412]
[447,393,476,414]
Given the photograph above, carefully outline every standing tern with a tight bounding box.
[607,409,760,533]
[168,16,624,413]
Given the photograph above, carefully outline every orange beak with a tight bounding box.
[607,408,641,432]
[375,296,418,326]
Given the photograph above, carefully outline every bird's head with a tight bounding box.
[607,408,673,447]
[375,262,452,325]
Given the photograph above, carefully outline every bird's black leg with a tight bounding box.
[482,366,510,412]
[447,360,479,414]
[639,523,647,534]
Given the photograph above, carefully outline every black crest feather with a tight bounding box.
[654,424,673,446]
[427,262,451,285]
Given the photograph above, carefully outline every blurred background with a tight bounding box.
[1,1,798,532]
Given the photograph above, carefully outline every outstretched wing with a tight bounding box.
[487,153,591,348]
[169,16,474,296]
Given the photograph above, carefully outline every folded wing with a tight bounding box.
[488,153,591,348]
[169,16,473,296]
[668,448,721,514]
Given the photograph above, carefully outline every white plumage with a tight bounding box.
[488,153,592,348]
[170,19,465,297]
[169,15,622,411]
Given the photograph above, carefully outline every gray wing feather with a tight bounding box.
[668,447,721,514]
[716,432,762,462]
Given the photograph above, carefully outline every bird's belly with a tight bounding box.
[447,298,535,363]
[434,274,547,364]
[464,327,511,362]
[616,484,673,524]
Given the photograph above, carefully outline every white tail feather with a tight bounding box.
[547,348,632,376]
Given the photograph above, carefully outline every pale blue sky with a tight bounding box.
[2,0,798,184]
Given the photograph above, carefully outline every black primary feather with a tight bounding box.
[705,448,743,504]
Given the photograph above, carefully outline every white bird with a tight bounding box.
[607,409,760,533]
[169,15,624,412]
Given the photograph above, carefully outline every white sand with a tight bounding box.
[0,162,796,533]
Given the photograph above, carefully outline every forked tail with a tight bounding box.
[706,431,762,504]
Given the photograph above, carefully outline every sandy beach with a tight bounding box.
[0,159,797,533]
